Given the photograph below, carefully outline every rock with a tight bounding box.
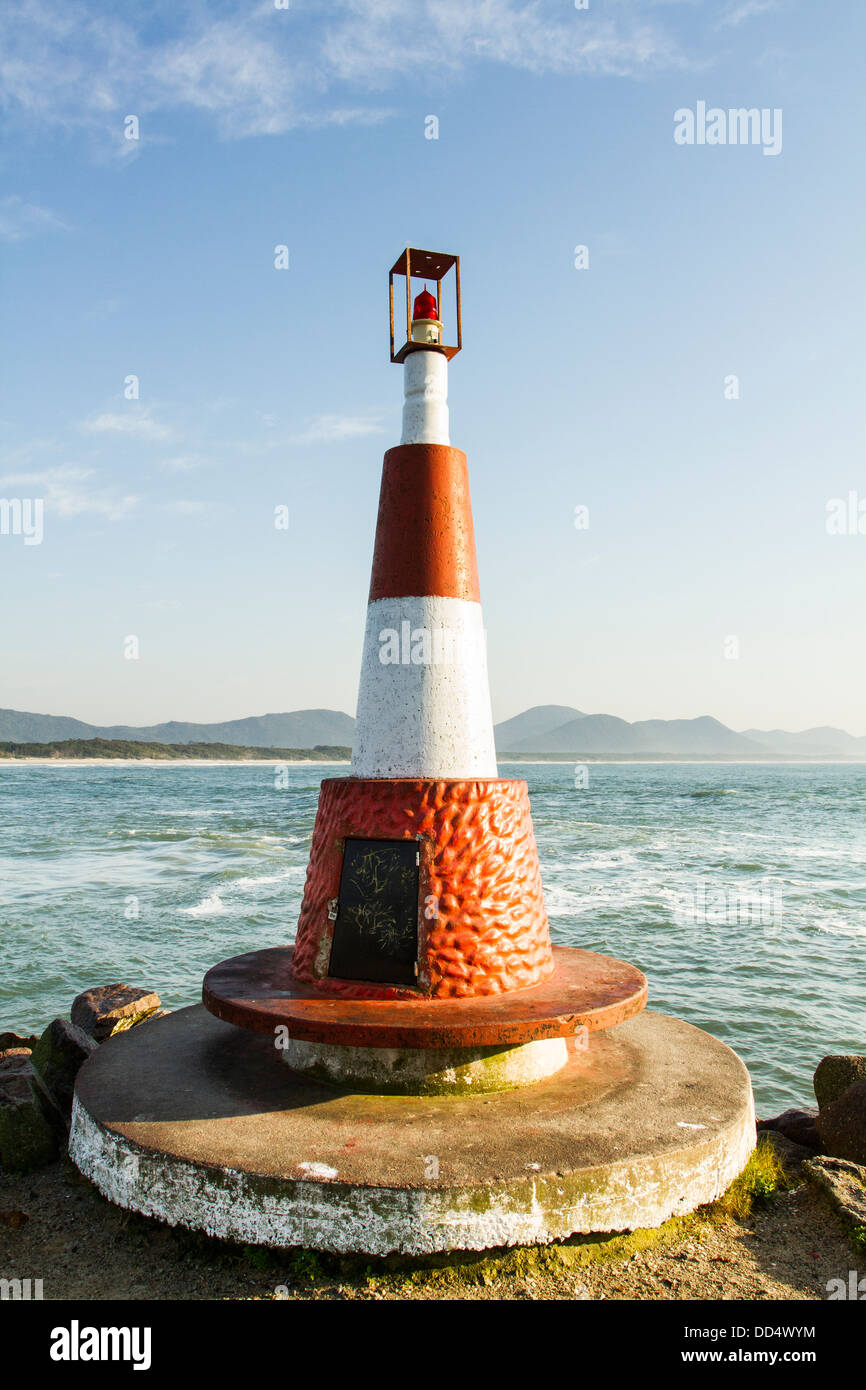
[0,1053,59,1172]
[756,1107,820,1150]
[816,1079,866,1166]
[70,984,161,1042]
[141,1009,172,1025]
[814,1055,866,1110]
[0,1209,29,1229]
[31,1018,98,1123]
[803,1155,866,1231]
[757,1129,814,1171]
[0,1031,39,1052]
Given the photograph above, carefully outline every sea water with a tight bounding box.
[0,760,863,1115]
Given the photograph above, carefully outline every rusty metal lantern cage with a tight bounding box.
[389,247,462,364]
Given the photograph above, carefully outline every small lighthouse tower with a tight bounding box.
[352,277,497,781]
[207,251,647,1033]
[289,250,558,1009]
[69,249,755,1261]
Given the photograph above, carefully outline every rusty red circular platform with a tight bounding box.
[202,945,647,1049]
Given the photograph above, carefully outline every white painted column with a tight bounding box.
[352,594,497,778]
[400,349,450,445]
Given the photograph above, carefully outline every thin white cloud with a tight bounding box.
[231,412,386,456]
[0,195,70,242]
[81,409,174,442]
[160,454,208,472]
[289,413,386,445]
[152,15,302,138]
[716,0,781,27]
[323,0,685,84]
[0,466,139,520]
[162,499,209,515]
[0,0,690,148]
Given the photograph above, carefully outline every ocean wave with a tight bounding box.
[574,850,639,870]
[708,861,767,872]
[817,916,866,938]
[177,892,227,917]
[783,845,854,860]
[229,868,306,891]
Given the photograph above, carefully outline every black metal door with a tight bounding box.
[328,838,420,986]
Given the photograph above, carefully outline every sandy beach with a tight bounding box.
[0,1146,856,1302]
[0,759,351,767]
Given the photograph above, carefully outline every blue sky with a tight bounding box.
[1,0,864,733]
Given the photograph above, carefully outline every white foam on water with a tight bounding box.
[817,915,866,938]
[575,849,639,870]
[785,845,851,861]
[230,867,306,891]
[177,892,227,917]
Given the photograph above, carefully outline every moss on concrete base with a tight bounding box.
[281,1036,570,1095]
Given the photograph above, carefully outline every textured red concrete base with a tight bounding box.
[203,944,647,1049]
[292,777,553,999]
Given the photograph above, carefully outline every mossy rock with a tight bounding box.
[31,1018,97,1121]
[0,1060,60,1172]
[814,1055,866,1110]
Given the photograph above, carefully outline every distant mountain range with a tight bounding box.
[0,708,355,749]
[493,706,866,758]
[2,704,865,759]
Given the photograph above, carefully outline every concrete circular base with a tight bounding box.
[70,1005,755,1257]
[280,1035,570,1094]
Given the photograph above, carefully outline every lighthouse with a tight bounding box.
[289,252,557,1009]
[71,248,756,1259]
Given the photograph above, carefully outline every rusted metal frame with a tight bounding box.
[389,271,396,362]
[454,255,462,353]
[389,248,461,362]
[405,246,412,357]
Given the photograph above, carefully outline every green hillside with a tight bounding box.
[0,739,351,761]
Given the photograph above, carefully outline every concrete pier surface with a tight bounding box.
[69,1005,754,1256]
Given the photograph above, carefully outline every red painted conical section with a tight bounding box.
[368,445,480,603]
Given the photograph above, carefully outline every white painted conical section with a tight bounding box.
[400,349,450,445]
[352,595,497,778]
